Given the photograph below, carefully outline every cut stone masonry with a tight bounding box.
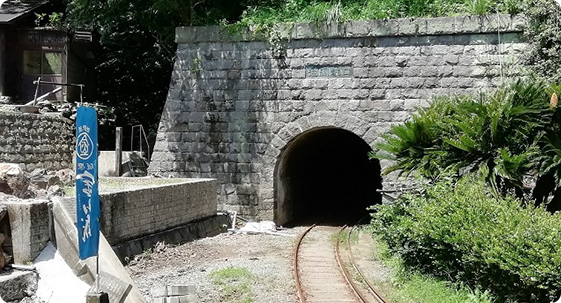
[149,14,528,222]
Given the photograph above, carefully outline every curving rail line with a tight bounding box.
[294,223,388,303]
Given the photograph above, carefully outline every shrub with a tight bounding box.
[373,79,561,210]
[371,175,561,302]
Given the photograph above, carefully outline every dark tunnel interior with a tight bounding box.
[274,127,382,225]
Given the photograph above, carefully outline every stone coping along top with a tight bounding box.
[176,14,525,43]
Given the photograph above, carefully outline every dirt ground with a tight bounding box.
[126,227,306,303]
[126,225,385,303]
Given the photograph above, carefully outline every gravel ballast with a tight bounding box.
[126,228,307,303]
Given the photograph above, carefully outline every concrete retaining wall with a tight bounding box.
[0,112,74,171]
[112,214,228,262]
[2,198,51,264]
[149,14,527,220]
[99,178,218,244]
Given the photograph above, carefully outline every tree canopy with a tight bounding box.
[63,0,561,150]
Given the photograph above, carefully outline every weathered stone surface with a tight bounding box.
[0,203,8,271]
[29,169,61,191]
[0,204,5,222]
[0,163,28,197]
[0,270,38,302]
[0,168,71,200]
[3,199,50,264]
[0,112,73,172]
[52,200,146,303]
[0,233,6,269]
[88,272,131,303]
[86,293,109,303]
[152,15,527,221]
[152,284,198,303]
[55,168,74,184]
[112,214,228,262]
[46,185,64,198]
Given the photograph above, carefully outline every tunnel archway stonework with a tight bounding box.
[258,113,381,224]
[149,15,526,220]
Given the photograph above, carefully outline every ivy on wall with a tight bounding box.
[522,0,561,82]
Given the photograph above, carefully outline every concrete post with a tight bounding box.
[0,27,5,96]
[115,127,123,176]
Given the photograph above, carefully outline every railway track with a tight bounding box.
[294,224,388,303]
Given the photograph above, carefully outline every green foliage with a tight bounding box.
[65,0,245,149]
[210,266,255,303]
[35,12,65,29]
[366,230,495,303]
[372,79,561,207]
[235,0,515,26]
[371,175,561,302]
[520,0,561,82]
[390,273,494,303]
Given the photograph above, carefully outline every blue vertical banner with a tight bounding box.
[75,106,100,260]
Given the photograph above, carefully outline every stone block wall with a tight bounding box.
[99,178,217,244]
[149,14,527,220]
[0,112,74,171]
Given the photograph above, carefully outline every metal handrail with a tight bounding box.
[131,124,150,161]
[30,78,84,105]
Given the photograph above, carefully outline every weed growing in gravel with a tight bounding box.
[209,266,255,303]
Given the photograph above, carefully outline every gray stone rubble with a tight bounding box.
[0,163,73,199]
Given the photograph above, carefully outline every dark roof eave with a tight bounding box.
[0,1,49,24]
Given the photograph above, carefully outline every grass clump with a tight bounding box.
[371,174,561,302]
[209,266,255,303]
[235,0,520,27]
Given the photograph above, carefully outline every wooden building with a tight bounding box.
[0,0,94,103]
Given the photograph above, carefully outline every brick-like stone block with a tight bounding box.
[3,199,50,264]
[0,112,73,171]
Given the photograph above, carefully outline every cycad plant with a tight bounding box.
[373,79,561,210]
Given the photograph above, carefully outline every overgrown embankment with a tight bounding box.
[372,175,561,302]
[371,80,561,301]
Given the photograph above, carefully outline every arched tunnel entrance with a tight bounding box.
[274,127,382,225]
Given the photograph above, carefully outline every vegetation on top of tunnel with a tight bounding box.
[62,0,561,149]
[228,0,519,28]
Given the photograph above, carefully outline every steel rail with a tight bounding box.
[335,225,370,303]
[293,223,316,303]
[346,226,389,303]
[294,223,389,303]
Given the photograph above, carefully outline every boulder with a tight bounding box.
[47,185,64,198]
[29,175,60,191]
[0,180,12,195]
[0,164,29,198]
[55,168,74,185]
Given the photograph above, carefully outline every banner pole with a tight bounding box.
[96,255,100,293]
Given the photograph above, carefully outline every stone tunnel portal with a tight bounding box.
[274,127,382,225]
